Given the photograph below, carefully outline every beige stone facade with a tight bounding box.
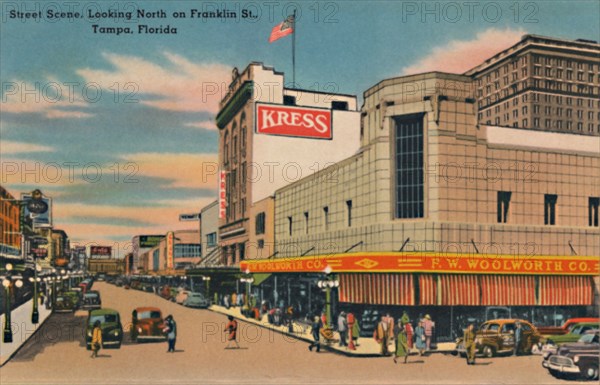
[466,35,600,136]
[274,72,600,258]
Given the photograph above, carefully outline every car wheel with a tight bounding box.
[582,364,599,381]
[482,345,494,358]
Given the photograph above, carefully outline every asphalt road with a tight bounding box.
[1,282,590,385]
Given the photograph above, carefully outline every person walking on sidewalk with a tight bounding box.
[464,323,477,365]
[91,320,102,358]
[224,315,240,349]
[393,319,409,364]
[164,315,177,352]
[308,316,321,352]
[374,316,389,356]
[351,315,361,347]
[337,311,348,347]
[414,320,427,356]
[423,314,435,352]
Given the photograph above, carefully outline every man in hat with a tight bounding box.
[337,311,348,347]
[464,323,477,365]
[423,314,434,352]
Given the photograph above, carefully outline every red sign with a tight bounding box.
[219,170,226,219]
[256,104,332,139]
[166,231,174,269]
[31,248,47,257]
[240,252,599,276]
[90,246,112,258]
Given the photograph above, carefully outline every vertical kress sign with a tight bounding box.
[256,103,332,139]
[219,170,226,219]
[166,231,174,269]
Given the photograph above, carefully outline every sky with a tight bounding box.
[1,1,599,255]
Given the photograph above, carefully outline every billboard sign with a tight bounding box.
[21,193,52,228]
[138,235,165,248]
[219,170,226,219]
[179,213,200,221]
[90,246,112,259]
[256,103,332,139]
[166,231,174,269]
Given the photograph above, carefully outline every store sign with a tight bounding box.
[138,235,164,248]
[240,252,599,276]
[179,213,200,222]
[256,104,332,139]
[219,170,226,219]
[166,231,174,269]
[30,248,48,258]
[90,246,112,258]
[21,193,52,228]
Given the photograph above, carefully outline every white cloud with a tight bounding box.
[401,28,526,75]
[183,120,218,130]
[1,141,55,154]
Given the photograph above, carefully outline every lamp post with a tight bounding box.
[28,263,42,323]
[201,276,211,298]
[240,276,254,312]
[2,263,24,343]
[317,273,339,330]
[50,268,57,308]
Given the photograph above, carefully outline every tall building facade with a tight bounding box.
[0,186,21,254]
[466,35,600,135]
[216,63,361,266]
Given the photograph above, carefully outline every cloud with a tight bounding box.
[401,28,526,75]
[77,52,230,113]
[122,152,219,190]
[1,141,55,154]
[184,120,218,130]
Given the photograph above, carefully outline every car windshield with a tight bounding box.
[89,314,118,324]
[84,293,98,298]
[578,332,599,343]
[138,311,161,319]
[189,293,204,297]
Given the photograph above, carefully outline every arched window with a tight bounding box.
[240,112,247,156]
[223,130,229,165]
[232,121,238,164]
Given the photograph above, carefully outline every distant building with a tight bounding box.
[0,186,21,257]
[466,34,600,135]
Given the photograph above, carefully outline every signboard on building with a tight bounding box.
[90,246,112,259]
[138,235,165,248]
[166,231,174,269]
[21,193,52,228]
[256,103,332,139]
[179,213,200,221]
[219,170,226,219]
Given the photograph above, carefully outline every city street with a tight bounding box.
[1,283,589,385]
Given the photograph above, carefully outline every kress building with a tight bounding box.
[240,69,599,341]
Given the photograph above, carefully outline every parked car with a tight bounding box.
[85,308,123,349]
[538,317,599,336]
[130,307,167,342]
[455,319,542,358]
[175,290,189,305]
[183,292,210,308]
[543,329,599,381]
[81,290,102,310]
[544,322,599,346]
[53,294,78,312]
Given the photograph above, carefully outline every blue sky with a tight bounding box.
[1,1,599,252]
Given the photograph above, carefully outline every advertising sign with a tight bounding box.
[179,213,200,221]
[90,246,112,259]
[21,193,52,228]
[166,231,174,269]
[138,235,165,248]
[219,170,226,219]
[256,103,332,139]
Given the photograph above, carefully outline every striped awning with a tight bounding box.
[338,273,414,305]
[439,274,480,306]
[419,274,437,305]
[538,276,593,305]
[481,275,536,306]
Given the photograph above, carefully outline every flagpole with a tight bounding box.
[292,9,296,88]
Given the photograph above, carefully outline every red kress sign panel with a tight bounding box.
[256,103,332,139]
[240,252,599,275]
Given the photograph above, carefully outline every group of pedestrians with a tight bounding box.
[373,312,435,363]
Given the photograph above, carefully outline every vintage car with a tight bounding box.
[544,322,599,346]
[538,317,600,336]
[130,307,167,342]
[85,308,123,349]
[81,290,102,310]
[53,294,78,312]
[183,292,210,308]
[175,290,189,305]
[455,319,542,357]
[543,329,599,381]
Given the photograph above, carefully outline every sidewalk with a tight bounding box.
[208,304,455,357]
[0,299,52,366]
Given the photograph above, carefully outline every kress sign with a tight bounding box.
[256,103,332,139]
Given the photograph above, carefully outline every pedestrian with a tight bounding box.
[231,292,237,308]
[401,311,414,352]
[351,315,361,347]
[423,314,435,352]
[90,320,102,358]
[308,316,321,352]
[464,323,477,365]
[320,311,327,328]
[164,315,177,352]
[374,316,389,356]
[224,294,230,309]
[337,311,348,347]
[414,320,426,356]
[286,306,295,333]
[224,315,240,349]
[513,322,522,356]
[393,319,409,364]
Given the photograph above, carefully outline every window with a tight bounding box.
[394,114,424,219]
[206,232,217,248]
[331,101,349,110]
[174,244,202,258]
[238,242,245,261]
[323,206,329,230]
[544,194,557,225]
[346,200,353,227]
[497,191,512,223]
[304,212,309,234]
[288,216,293,236]
[255,212,266,235]
[589,197,599,227]
[258,239,264,249]
[283,95,296,105]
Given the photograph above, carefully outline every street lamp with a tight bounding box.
[317,272,339,330]
[28,263,42,323]
[3,263,24,343]
[201,276,211,299]
[240,275,254,311]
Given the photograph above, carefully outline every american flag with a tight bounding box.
[268,15,294,43]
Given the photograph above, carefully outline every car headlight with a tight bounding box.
[114,330,119,336]
[87,330,92,337]
[573,356,579,363]
[138,327,142,333]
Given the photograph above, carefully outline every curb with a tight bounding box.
[0,308,53,367]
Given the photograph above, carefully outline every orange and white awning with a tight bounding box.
[538,276,593,305]
[338,273,414,305]
[481,275,536,306]
[439,274,480,306]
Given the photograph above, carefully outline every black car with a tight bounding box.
[544,329,599,381]
[81,290,102,310]
[86,309,123,349]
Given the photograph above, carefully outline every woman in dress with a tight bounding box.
[414,320,427,356]
[394,319,409,364]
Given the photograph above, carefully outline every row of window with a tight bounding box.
[174,243,202,258]
[498,192,599,227]
[283,200,353,236]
